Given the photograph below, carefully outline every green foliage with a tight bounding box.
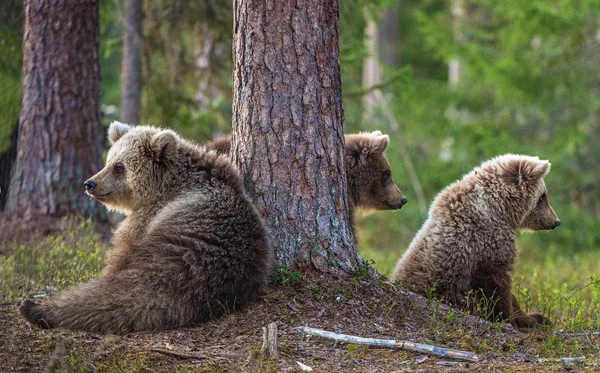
[0,0,23,152]
[274,265,303,287]
[349,258,375,283]
[1,1,599,336]
[0,218,107,302]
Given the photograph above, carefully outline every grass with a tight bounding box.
[0,218,108,303]
[357,213,600,335]
[1,216,598,334]
[0,216,599,370]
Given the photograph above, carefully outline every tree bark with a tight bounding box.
[232,0,360,273]
[5,0,107,222]
[120,0,143,124]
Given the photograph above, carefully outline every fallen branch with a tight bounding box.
[296,326,479,363]
[554,330,600,337]
[148,348,209,360]
[537,356,586,363]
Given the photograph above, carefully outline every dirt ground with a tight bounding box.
[1,272,598,372]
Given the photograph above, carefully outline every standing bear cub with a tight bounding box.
[205,131,408,234]
[20,122,272,334]
[392,154,560,329]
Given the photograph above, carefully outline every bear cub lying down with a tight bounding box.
[20,122,272,334]
[393,154,560,329]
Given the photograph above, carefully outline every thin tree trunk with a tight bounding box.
[377,5,400,68]
[120,0,143,124]
[232,0,360,273]
[362,19,382,121]
[0,122,18,212]
[5,0,107,222]
[449,0,464,87]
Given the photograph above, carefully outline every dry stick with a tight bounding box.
[372,89,427,216]
[148,348,213,360]
[296,326,479,363]
[554,330,600,337]
[261,322,278,358]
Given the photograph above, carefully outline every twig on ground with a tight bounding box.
[296,326,479,363]
[537,356,586,363]
[148,348,209,360]
[43,338,65,373]
[554,330,600,337]
[261,322,278,358]
[554,328,600,350]
[580,327,599,349]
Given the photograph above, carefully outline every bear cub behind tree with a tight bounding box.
[205,131,408,234]
[20,122,272,334]
[392,154,561,329]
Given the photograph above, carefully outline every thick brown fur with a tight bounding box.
[20,122,272,334]
[392,154,560,330]
[204,131,407,235]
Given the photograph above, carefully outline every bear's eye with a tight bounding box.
[114,163,125,174]
[539,193,546,203]
[382,170,391,183]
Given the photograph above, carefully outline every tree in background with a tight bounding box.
[0,0,23,211]
[3,0,107,234]
[120,0,144,124]
[232,0,360,273]
[140,0,232,139]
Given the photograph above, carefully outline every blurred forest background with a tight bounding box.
[1,0,599,315]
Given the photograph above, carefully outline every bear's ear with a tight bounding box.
[150,131,178,162]
[345,133,389,168]
[528,159,551,181]
[500,157,551,189]
[108,121,132,144]
[368,133,389,154]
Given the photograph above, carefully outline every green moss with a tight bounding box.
[0,218,108,303]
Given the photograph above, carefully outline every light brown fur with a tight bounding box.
[205,131,407,235]
[20,122,272,334]
[392,154,560,329]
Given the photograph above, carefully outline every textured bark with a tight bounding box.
[0,123,18,212]
[120,0,143,124]
[232,0,359,273]
[5,0,107,221]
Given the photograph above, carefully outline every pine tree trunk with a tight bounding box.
[0,123,18,212]
[5,0,107,222]
[232,0,360,273]
[120,0,143,124]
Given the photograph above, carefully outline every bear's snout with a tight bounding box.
[388,197,407,210]
[552,220,561,229]
[84,179,97,193]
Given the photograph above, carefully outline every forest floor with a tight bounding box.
[1,219,599,372]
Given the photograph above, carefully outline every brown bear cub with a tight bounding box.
[20,122,272,334]
[205,131,407,233]
[392,154,560,329]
